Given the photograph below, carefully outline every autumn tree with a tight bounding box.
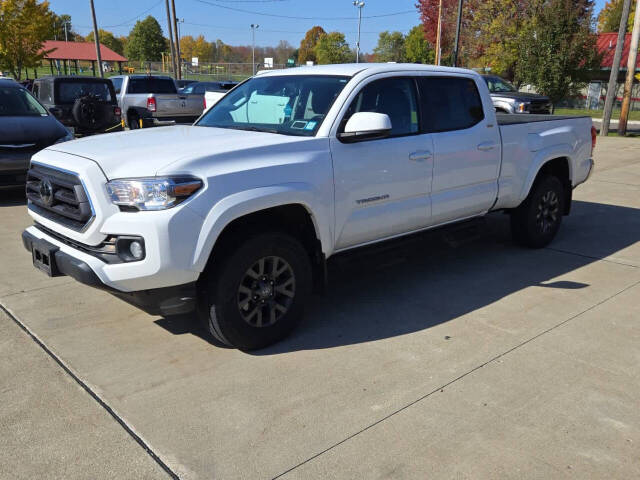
[515,0,600,108]
[314,32,352,64]
[180,34,213,62]
[597,0,635,32]
[298,26,326,64]
[0,0,54,80]
[373,31,406,62]
[404,26,434,63]
[470,0,534,79]
[85,29,124,55]
[125,16,167,61]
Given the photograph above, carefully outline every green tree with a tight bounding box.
[404,26,434,64]
[50,13,78,41]
[597,0,635,33]
[515,0,600,109]
[298,26,326,64]
[125,16,167,61]
[470,0,534,80]
[85,29,124,55]
[0,0,54,80]
[314,31,351,64]
[373,31,406,62]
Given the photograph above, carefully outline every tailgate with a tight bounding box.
[153,94,184,116]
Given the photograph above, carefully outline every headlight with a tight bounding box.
[517,102,530,113]
[55,130,74,144]
[106,176,203,211]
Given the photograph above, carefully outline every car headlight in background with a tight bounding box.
[517,102,530,113]
[55,130,74,144]
[106,176,203,211]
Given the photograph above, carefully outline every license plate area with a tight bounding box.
[32,239,61,277]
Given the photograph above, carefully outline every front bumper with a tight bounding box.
[22,229,196,316]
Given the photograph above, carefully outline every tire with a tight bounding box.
[198,232,312,351]
[128,113,140,130]
[511,175,566,248]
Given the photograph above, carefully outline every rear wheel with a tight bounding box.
[198,232,312,351]
[511,175,565,248]
[128,112,140,130]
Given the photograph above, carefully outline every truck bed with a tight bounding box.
[496,113,591,125]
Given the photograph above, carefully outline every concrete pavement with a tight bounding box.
[0,136,639,479]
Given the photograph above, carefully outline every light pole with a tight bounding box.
[89,0,103,78]
[63,21,70,42]
[353,1,364,63]
[251,24,259,75]
[452,0,464,67]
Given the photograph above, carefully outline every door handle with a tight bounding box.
[409,150,432,161]
[477,142,497,151]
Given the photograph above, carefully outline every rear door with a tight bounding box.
[416,75,501,224]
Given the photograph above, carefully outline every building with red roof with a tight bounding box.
[596,33,640,78]
[41,41,127,76]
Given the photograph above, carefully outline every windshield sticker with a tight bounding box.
[283,104,293,116]
[304,121,317,131]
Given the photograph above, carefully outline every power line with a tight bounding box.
[182,20,382,34]
[101,0,164,28]
[192,0,415,20]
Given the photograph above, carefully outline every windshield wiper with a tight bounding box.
[218,125,287,135]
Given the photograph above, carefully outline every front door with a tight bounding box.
[331,76,433,250]
[416,75,502,224]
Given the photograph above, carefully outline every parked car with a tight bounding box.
[201,81,239,111]
[32,76,122,136]
[22,64,595,350]
[481,75,552,114]
[110,75,201,129]
[176,79,197,92]
[0,81,72,188]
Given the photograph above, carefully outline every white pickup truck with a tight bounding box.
[22,64,595,350]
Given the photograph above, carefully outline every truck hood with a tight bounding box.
[490,91,550,102]
[45,125,308,179]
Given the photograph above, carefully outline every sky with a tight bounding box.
[48,0,610,54]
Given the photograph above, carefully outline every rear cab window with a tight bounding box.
[127,77,177,94]
[56,81,113,104]
[417,76,484,133]
[111,77,123,94]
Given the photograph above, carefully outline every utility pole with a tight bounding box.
[618,0,640,136]
[164,0,177,78]
[353,1,365,63]
[602,0,632,136]
[170,0,181,79]
[452,0,463,67]
[251,24,259,75]
[89,0,104,78]
[435,0,443,65]
[63,21,69,42]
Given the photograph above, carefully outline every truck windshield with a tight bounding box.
[127,77,177,94]
[196,75,350,136]
[484,76,517,93]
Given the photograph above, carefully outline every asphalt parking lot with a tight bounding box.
[1,136,639,479]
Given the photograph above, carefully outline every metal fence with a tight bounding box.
[122,61,293,82]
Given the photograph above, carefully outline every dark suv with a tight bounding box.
[32,76,122,136]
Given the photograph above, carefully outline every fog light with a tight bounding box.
[129,241,144,259]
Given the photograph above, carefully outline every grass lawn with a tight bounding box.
[555,108,640,121]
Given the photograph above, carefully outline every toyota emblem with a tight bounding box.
[39,179,54,206]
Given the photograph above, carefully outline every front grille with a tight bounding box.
[529,100,552,114]
[26,164,94,231]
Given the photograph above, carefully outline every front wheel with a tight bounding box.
[198,233,312,351]
[511,175,566,248]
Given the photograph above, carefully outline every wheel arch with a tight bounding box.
[521,153,573,215]
[191,185,332,279]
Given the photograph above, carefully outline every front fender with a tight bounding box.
[189,183,332,272]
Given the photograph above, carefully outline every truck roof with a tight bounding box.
[256,63,479,78]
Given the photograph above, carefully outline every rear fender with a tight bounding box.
[190,184,331,272]
[518,144,574,205]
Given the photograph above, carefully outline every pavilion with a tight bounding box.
[40,40,127,76]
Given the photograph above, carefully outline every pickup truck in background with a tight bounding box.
[22,64,595,351]
[481,74,552,114]
[109,75,202,129]
[202,81,239,112]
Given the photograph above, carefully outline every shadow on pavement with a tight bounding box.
[117,200,640,352]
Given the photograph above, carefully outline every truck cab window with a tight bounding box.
[342,78,419,137]
[417,77,484,133]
